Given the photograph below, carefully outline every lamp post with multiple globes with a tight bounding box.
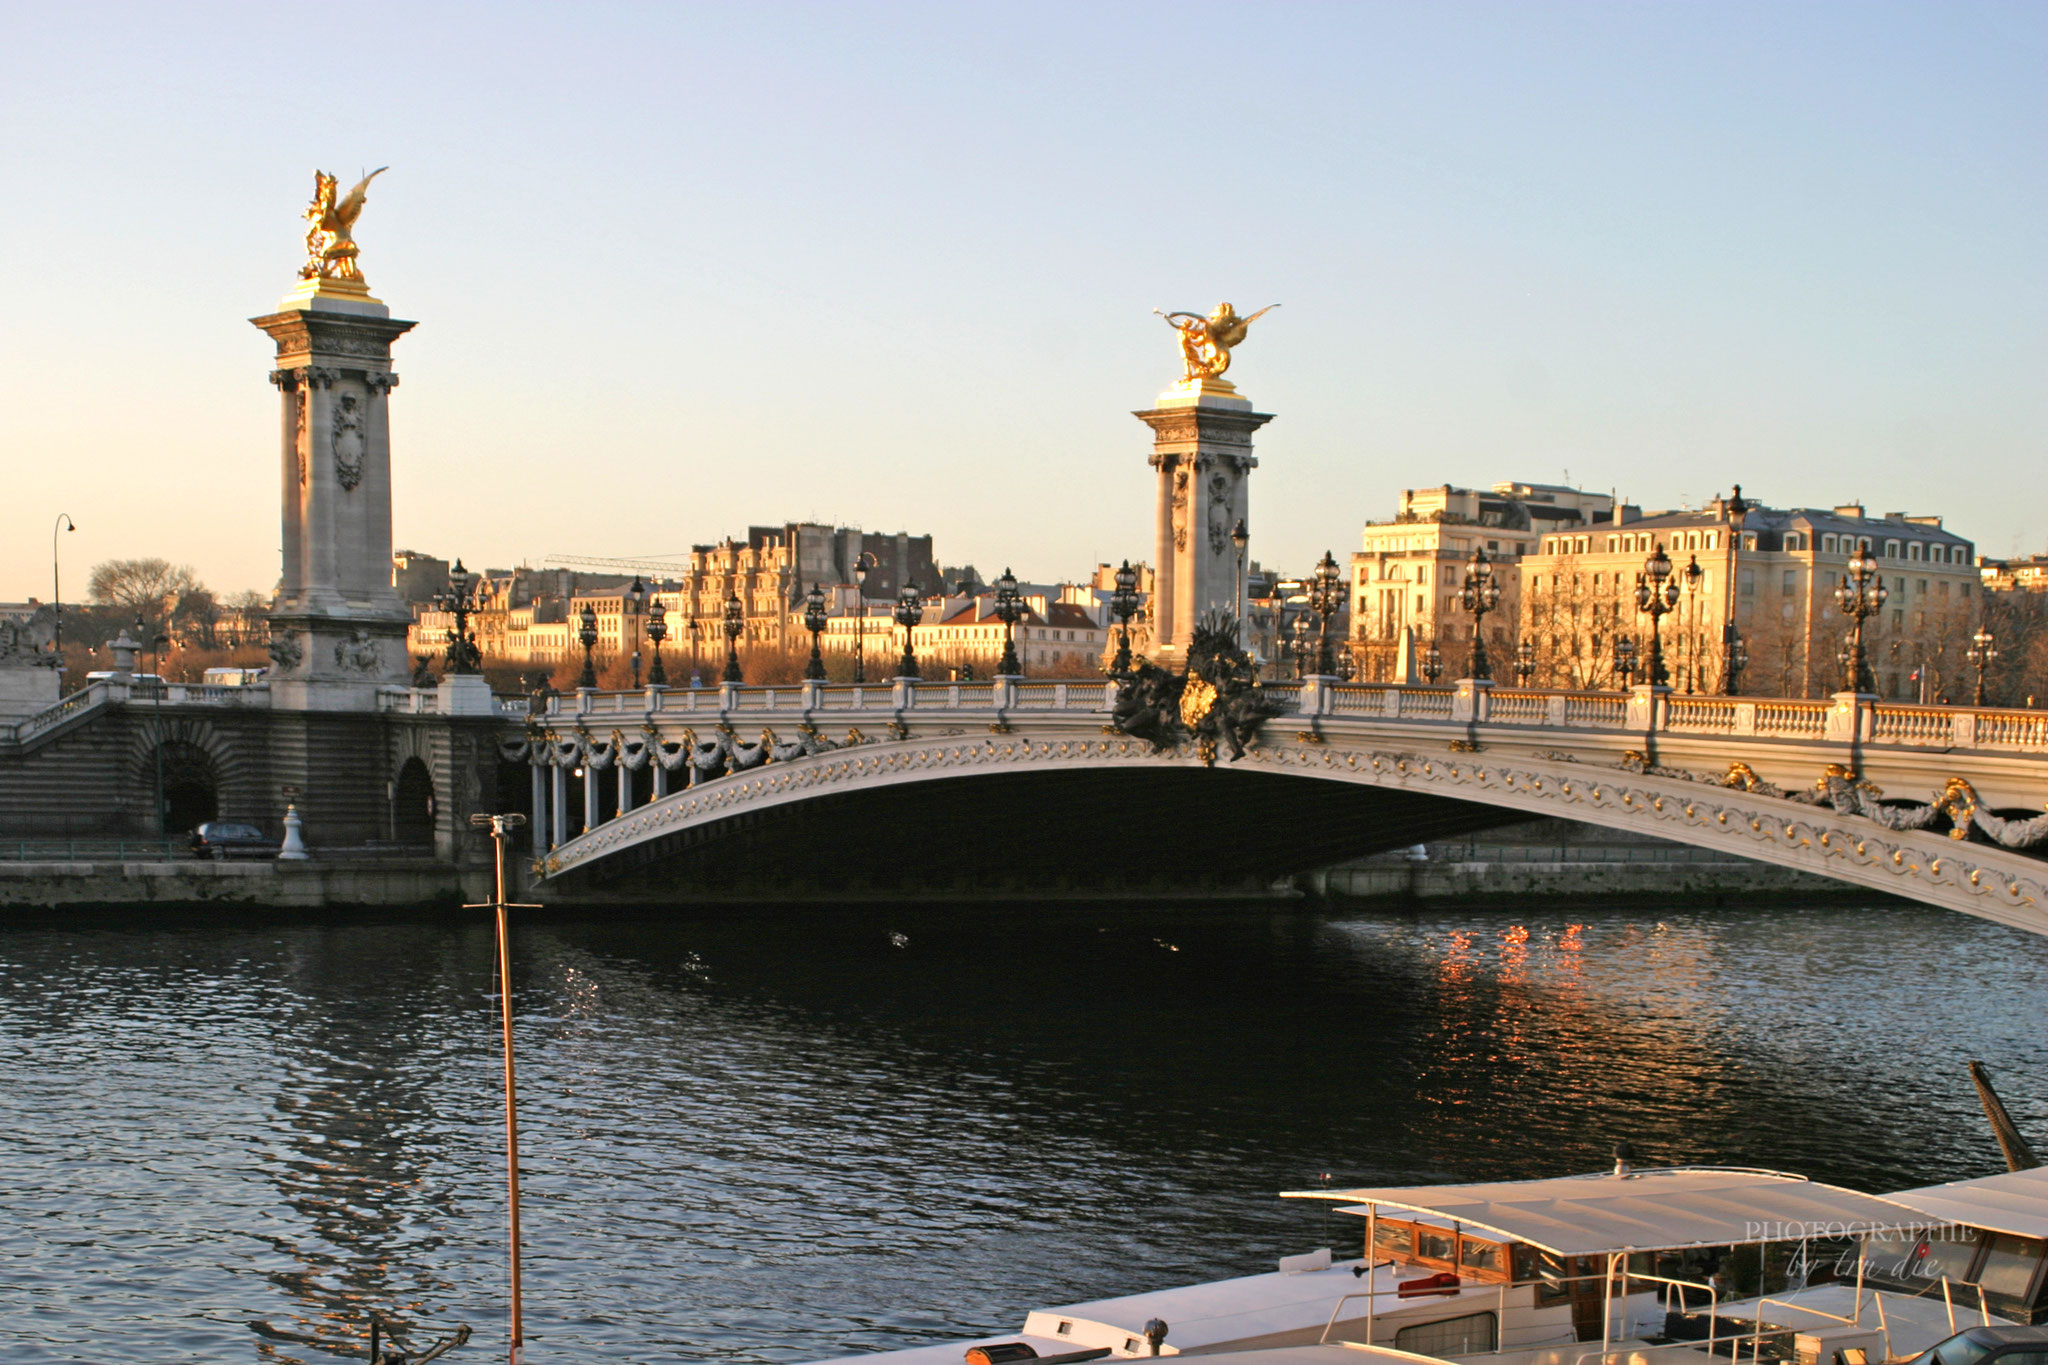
[802,583,829,681]
[1231,519,1250,649]
[852,554,876,684]
[1967,627,1997,707]
[1308,550,1343,676]
[722,592,745,684]
[1514,638,1537,686]
[645,594,668,686]
[1456,547,1502,681]
[993,568,1025,677]
[893,583,924,679]
[624,575,646,690]
[1421,634,1444,684]
[576,602,599,691]
[1633,543,1679,688]
[436,558,483,675]
[1835,540,1889,694]
[1109,560,1140,676]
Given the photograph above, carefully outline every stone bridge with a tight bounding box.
[512,678,2048,928]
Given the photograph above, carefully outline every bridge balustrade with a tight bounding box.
[1665,697,1738,732]
[1754,701,1828,737]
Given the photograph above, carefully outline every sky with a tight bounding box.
[1,2,2042,602]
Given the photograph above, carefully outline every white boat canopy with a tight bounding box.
[1891,1166,2048,1241]
[1281,1167,1938,1257]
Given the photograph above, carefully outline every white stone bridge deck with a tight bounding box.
[514,678,2048,924]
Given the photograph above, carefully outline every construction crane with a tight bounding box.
[542,553,697,577]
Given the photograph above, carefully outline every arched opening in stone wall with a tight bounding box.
[150,741,221,835]
[494,758,535,850]
[393,757,435,847]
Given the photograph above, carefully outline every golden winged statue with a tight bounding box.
[300,167,387,283]
[1157,301,1279,382]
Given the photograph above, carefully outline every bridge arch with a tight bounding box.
[536,729,2048,931]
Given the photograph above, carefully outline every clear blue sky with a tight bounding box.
[2,2,2042,600]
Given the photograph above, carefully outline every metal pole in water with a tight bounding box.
[468,813,539,1362]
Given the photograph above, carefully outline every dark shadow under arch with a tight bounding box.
[393,757,435,847]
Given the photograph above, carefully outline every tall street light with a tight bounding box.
[1309,550,1343,676]
[576,601,599,690]
[993,567,1024,677]
[52,513,75,659]
[802,583,829,681]
[1421,633,1444,684]
[722,592,745,684]
[1835,540,1888,694]
[1681,554,1703,693]
[1633,543,1679,687]
[1109,560,1140,676]
[1231,519,1250,649]
[646,594,669,687]
[1967,626,1997,706]
[1456,547,1501,680]
[1721,484,1750,695]
[893,583,924,679]
[852,553,876,684]
[625,575,646,690]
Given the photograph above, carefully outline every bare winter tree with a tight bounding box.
[87,558,203,639]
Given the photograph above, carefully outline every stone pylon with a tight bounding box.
[1134,376,1274,660]
[251,278,417,709]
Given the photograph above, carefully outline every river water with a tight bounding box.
[2,901,2044,1363]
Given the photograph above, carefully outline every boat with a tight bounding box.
[805,1157,2023,1365]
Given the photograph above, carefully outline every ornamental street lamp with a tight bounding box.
[852,553,876,684]
[1456,546,1502,680]
[1967,626,1997,706]
[646,595,669,686]
[802,583,829,681]
[1231,518,1250,649]
[52,513,75,660]
[1633,543,1680,687]
[1514,637,1537,685]
[436,558,484,675]
[1310,550,1344,676]
[625,575,646,690]
[1682,553,1704,694]
[1421,633,1444,684]
[993,567,1025,677]
[1109,559,1140,676]
[1290,614,1311,680]
[576,601,599,690]
[1613,634,1638,687]
[893,583,924,679]
[1834,540,1888,694]
[722,591,745,684]
[1721,484,1750,695]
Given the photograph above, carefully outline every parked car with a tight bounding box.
[1902,1327,2048,1365]
[189,822,278,860]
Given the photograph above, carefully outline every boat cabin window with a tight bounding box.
[1976,1234,2044,1301]
[1417,1228,1457,1262]
[1860,1229,2048,1322]
[1365,1216,1514,1283]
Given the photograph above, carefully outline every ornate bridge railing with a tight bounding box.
[516,678,2048,755]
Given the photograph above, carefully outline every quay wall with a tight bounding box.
[0,860,492,910]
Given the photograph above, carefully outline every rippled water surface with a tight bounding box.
[3,902,2045,1363]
